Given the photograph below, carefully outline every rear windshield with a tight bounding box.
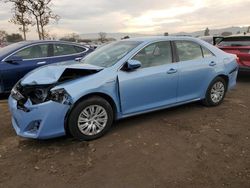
[218,37,250,47]
[0,42,26,57]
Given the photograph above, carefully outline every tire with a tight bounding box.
[202,77,227,107]
[68,96,114,141]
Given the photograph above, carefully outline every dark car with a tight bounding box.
[216,36,250,72]
[0,40,93,93]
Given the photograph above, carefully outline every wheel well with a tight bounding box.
[217,75,229,90]
[64,93,117,136]
[78,93,117,117]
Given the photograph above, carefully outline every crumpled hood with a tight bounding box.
[21,61,104,86]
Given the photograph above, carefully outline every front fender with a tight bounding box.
[65,77,122,119]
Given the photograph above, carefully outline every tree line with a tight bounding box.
[0,30,23,43]
[1,0,59,40]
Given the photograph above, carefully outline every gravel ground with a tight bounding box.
[0,74,249,188]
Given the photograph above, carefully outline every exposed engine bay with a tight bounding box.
[58,68,101,82]
[11,68,101,111]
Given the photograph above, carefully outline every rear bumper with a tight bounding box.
[8,96,70,139]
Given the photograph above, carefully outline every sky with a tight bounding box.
[0,0,250,39]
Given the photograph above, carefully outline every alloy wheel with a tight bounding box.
[210,81,225,103]
[77,105,108,136]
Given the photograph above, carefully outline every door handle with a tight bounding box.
[75,57,82,61]
[167,68,177,74]
[37,61,46,65]
[209,61,216,66]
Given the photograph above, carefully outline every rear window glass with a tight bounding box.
[202,47,214,58]
[218,37,250,47]
[74,46,87,53]
[53,44,78,56]
[175,41,203,61]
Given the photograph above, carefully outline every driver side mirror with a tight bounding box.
[125,60,141,71]
[5,55,23,65]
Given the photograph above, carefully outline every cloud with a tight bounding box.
[0,0,250,39]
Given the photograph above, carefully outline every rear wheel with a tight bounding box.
[68,96,114,140]
[202,77,226,106]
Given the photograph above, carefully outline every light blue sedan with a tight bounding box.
[8,36,238,140]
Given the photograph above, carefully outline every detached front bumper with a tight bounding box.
[8,96,70,139]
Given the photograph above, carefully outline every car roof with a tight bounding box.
[16,40,85,46]
[124,36,200,43]
[0,40,86,59]
[123,36,226,57]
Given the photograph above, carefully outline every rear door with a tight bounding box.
[118,41,179,115]
[174,40,216,102]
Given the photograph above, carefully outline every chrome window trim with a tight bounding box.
[2,42,89,62]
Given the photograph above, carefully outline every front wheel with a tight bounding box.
[68,96,114,141]
[202,77,227,106]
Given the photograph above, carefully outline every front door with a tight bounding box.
[118,41,179,115]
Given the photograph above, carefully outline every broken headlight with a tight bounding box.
[48,88,73,105]
[11,81,72,105]
[28,87,50,104]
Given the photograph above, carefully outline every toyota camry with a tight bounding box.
[8,36,238,140]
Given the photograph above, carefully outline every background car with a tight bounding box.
[199,36,214,45]
[8,37,238,140]
[216,36,250,72]
[0,40,93,93]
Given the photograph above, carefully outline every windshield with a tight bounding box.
[0,42,27,57]
[218,37,250,47]
[82,41,142,67]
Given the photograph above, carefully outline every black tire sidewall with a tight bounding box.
[68,96,114,141]
[204,77,226,106]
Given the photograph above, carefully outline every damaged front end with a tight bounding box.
[11,67,102,111]
[11,82,73,112]
[8,64,104,139]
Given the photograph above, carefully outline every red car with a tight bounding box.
[216,36,250,72]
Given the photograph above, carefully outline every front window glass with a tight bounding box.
[132,41,172,68]
[176,41,203,61]
[82,41,142,67]
[14,44,48,59]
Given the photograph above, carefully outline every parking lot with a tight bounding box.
[0,74,249,188]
